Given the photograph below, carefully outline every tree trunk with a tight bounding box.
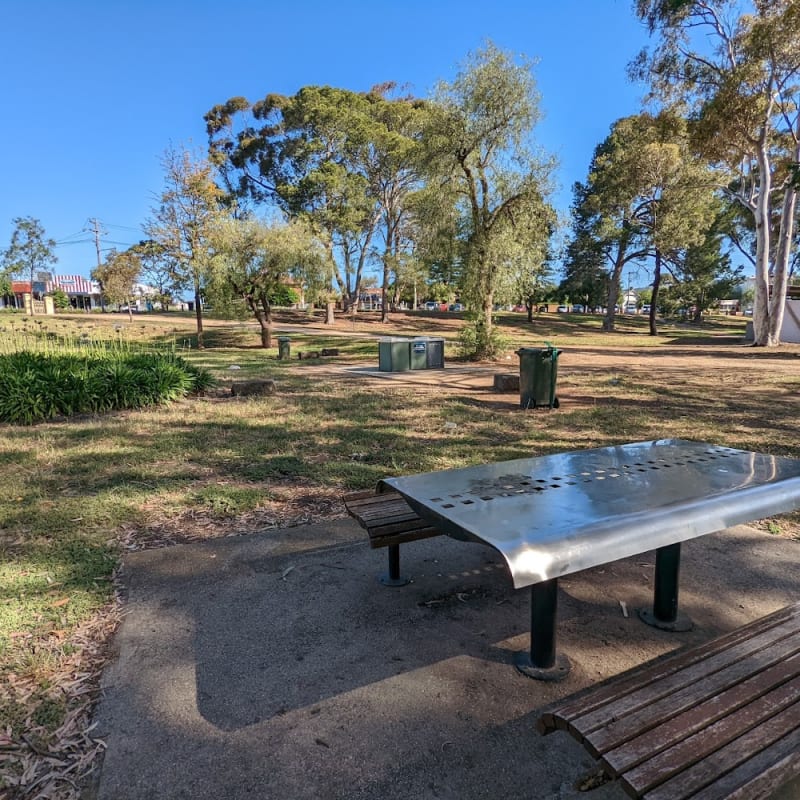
[381,252,390,323]
[604,262,623,331]
[752,138,773,346]
[482,295,494,353]
[325,302,336,325]
[649,249,661,336]
[194,286,204,349]
[767,176,798,345]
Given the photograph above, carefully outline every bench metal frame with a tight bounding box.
[379,440,800,680]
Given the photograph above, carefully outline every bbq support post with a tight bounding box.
[638,542,693,632]
[514,578,571,681]
[379,543,409,587]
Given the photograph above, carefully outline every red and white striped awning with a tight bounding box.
[46,275,100,294]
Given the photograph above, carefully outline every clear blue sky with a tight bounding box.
[1,0,651,280]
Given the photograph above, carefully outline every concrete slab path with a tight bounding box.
[95,519,800,800]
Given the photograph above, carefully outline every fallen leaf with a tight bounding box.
[52,598,70,608]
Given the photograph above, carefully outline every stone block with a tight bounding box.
[231,379,276,397]
[493,373,520,392]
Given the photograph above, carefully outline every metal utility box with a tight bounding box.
[517,346,560,409]
[378,338,411,372]
[423,337,445,369]
[410,337,445,369]
[410,338,428,370]
[277,336,291,360]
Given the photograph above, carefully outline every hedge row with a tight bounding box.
[0,351,215,424]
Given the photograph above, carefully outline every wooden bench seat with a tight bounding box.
[343,490,442,586]
[537,601,800,799]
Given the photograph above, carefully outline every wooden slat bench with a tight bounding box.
[537,601,800,799]
[343,490,442,586]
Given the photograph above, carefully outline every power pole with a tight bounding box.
[85,218,107,311]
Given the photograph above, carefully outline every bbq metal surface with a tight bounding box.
[378,440,800,589]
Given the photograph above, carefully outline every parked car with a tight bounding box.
[423,301,438,311]
[744,307,754,316]
[449,303,464,312]
[625,304,638,314]
[641,304,651,313]
[556,305,569,313]
[572,304,585,313]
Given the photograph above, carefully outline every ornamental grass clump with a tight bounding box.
[0,351,214,424]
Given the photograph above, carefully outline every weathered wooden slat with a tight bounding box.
[342,489,382,503]
[621,677,799,797]
[368,526,442,548]
[602,651,800,776]
[537,602,800,800]
[690,727,800,800]
[639,697,800,800]
[344,490,443,549]
[586,632,800,756]
[537,603,800,734]
[566,618,800,740]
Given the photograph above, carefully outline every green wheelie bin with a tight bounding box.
[516,346,560,409]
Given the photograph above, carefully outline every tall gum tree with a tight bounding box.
[208,217,331,348]
[206,87,421,313]
[92,248,141,320]
[145,147,224,349]
[633,0,800,345]
[361,85,426,322]
[422,42,555,357]
[2,217,57,315]
[573,113,717,334]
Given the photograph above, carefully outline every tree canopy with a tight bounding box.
[633,0,800,345]
[421,42,556,356]
[145,146,224,348]
[2,217,58,315]
[208,217,331,347]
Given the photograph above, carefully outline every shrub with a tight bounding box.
[0,351,214,424]
[457,314,510,360]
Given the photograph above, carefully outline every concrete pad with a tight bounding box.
[95,519,800,800]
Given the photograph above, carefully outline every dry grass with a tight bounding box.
[1,307,799,798]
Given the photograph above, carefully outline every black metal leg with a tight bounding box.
[514,578,570,681]
[638,542,693,632]
[379,543,409,587]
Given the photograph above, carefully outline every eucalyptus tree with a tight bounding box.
[92,248,141,320]
[145,146,225,348]
[561,185,613,313]
[206,87,423,314]
[208,217,332,348]
[362,84,426,321]
[669,220,744,320]
[2,216,58,315]
[575,113,717,334]
[633,0,800,345]
[129,240,180,311]
[422,42,555,357]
